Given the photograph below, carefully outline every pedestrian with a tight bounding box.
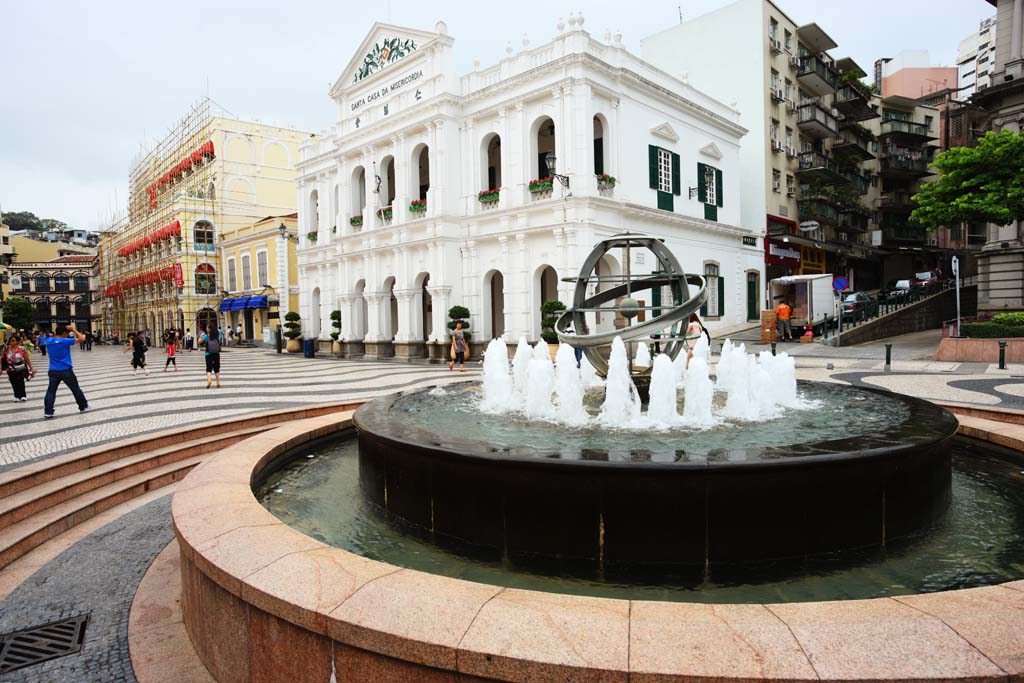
[226,327,234,347]
[775,299,794,341]
[40,323,89,418]
[123,332,150,376]
[3,335,35,402]
[79,332,87,351]
[200,323,223,389]
[35,332,46,357]
[184,328,194,352]
[236,323,243,343]
[684,313,709,368]
[85,330,93,351]
[164,336,178,372]
[448,321,467,372]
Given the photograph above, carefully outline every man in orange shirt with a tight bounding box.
[775,300,793,341]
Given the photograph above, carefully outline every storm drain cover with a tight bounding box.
[0,615,88,674]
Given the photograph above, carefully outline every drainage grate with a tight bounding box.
[0,615,88,674]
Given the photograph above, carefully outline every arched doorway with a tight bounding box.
[746,270,761,322]
[308,189,320,232]
[411,145,429,202]
[351,166,366,226]
[532,117,556,179]
[416,273,432,342]
[484,270,505,340]
[378,156,396,211]
[196,308,217,336]
[593,114,607,175]
[534,265,558,339]
[382,276,397,341]
[481,134,501,190]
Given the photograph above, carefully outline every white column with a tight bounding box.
[394,288,419,342]
[364,147,378,230]
[498,107,509,210]
[338,293,355,342]
[428,285,451,345]
[363,292,385,342]
[393,134,408,224]
[514,232,530,339]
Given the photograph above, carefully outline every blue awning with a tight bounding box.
[246,295,268,309]
[229,296,251,311]
[218,298,235,311]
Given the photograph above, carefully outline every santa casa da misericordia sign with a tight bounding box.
[353,37,418,83]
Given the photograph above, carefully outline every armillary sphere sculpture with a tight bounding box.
[555,233,708,377]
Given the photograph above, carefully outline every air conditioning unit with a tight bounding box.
[786,186,796,196]
[786,99,798,113]
[771,139,784,152]
[790,55,801,68]
[786,145,798,158]
[771,87,785,102]
[769,37,783,54]
[927,237,938,246]
[839,232,849,242]
[773,180,781,192]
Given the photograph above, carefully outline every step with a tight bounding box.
[0,454,205,570]
[0,425,268,532]
[0,402,359,500]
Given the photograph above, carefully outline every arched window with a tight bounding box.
[34,274,51,292]
[378,156,396,208]
[593,115,607,175]
[54,274,70,292]
[411,145,430,201]
[308,189,320,231]
[193,220,215,253]
[481,134,501,190]
[533,117,556,179]
[351,166,366,220]
[195,263,217,295]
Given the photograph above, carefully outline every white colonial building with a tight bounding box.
[296,17,764,360]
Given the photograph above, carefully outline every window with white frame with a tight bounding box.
[704,263,721,317]
[704,165,716,205]
[257,251,269,287]
[657,148,672,193]
[227,258,237,292]
[241,254,252,290]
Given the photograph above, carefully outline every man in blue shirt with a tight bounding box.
[40,324,90,418]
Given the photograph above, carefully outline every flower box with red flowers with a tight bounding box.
[596,173,617,187]
[409,199,427,213]
[376,206,393,220]
[350,215,363,227]
[528,177,554,193]
[307,232,318,241]
[478,188,500,203]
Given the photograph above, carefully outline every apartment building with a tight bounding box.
[643,0,883,289]
[959,17,999,99]
[874,51,958,99]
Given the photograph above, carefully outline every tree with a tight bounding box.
[283,311,302,340]
[2,296,34,332]
[447,305,470,341]
[40,218,69,233]
[2,211,42,232]
[330,310,341,341]
[540,300,566,345]
[911,129,1024,229]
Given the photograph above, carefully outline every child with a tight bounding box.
[164,337,178,371]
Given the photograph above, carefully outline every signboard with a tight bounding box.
[8,275,21,290]
[798,221,821,232]
[350,69,425,112]
[173,263,184,288]
[833,276,848,291]
[764,237,801,268]
[742,236,757,247]
[268,311,280,320]
[951,255,960,276]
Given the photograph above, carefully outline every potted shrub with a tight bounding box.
[331,225,337,235]
[540,300,566,359]
[447,305,471,359]
[307,231,318,242]
[478,188,500,204]
[376,206,393,221]
[350,215,363,228]
[330,310,342,355]
[596,173,617,188]
[528,177,554,193]
[409,198,427,214]
[284,311,302,353]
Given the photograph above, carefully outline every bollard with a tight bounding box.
[823,315,829,339]
[885,342,892,370]
[771,341,777,357]
[999,341,1007,370]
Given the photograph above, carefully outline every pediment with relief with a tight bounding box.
[330,22,444,98]
[650,123,680,143]
[699,142,723,160]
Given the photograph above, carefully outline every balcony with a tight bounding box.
[878,155,931,178]
[831,130,875,162]
[833,85,879,121]
[877,192,918,212]
[840,207,871,232]
[797,54,838,96]
[796,101,838,139]
[844,170,871,195]
[879,119,935,140]
[796,196,840,225]
[881,216,926,243]
[796,152,847,184]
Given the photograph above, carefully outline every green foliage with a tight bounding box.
[330,309,341,340]
[448,305,470,322]
[2,211,42,232]
[541,330,559,344]
[912,129,1024,229]
[40,218,69,233]
[961,322,1024,339]
[540,300,566,343]
[992,312,1024,326]
[3,296,34,331]
[283,311,302,340]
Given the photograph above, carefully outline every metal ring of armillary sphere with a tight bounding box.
[555,233,708,377]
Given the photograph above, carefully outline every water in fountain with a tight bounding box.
[673,348,688,388]
[525,341,555,418]
[646,353,679,424]
[719,344,799,421]
[682,355,716,427]
[511,336,532,403]
[758,351,799,408]
[481,338,513,413]
[554,343,588,425]
[635,342,651,367]
[580,353,603,388]
[600,337,641,427]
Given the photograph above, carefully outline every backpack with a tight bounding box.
[206,334,221,354]
[133,337,147,353]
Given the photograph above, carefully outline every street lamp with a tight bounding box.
[278,223,297,242]
[544,152,570,192]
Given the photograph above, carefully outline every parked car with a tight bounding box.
[841,291,879,319]
[913,271,940,294]
[890,280,914,298]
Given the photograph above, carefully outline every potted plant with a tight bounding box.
[409,198,427,213]
[307,232,318,242]
[478,188,500,204]
[596,173,617,188]
[376,206,393,221]
[540,299,566,359]
[528,177,554,193]
[447,305,471,359]
[284,311,302,353]
[350,215,363,228]
[330,309,342,355]
[331,225,337,235]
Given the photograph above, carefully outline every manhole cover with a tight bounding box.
[0,615,88,674]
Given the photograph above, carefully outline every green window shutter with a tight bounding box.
[649,145,659,190]
[715,169,724,207]
[704,204,718,221]
[657,191,674,212]
[718,276,725,316]
[671,153,681,196]
[700,294,708,317]
[697,162,707,203]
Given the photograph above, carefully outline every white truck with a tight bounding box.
[768,274,837,336]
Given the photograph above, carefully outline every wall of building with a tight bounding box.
[881,67,959,99]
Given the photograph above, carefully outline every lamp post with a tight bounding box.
[544,152,571,194]
[278,223,297,242]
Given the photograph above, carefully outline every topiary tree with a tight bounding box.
[540,300,566,344]
[283,311,302,340]
[330,310,341,341]
[447,305,471,341]
[2,296,34,333]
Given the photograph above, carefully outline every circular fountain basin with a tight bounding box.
[352,381,958,569]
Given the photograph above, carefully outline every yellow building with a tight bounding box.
[0,213,13,330]
[101,98,309,338]
[10,235,95,263]
[217,213,299,344]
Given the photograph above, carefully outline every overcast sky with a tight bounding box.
[0,0,995,230]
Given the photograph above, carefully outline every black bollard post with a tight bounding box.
[999,341,1007,370]
[771,341,777,357]
[276,325,282,354]
[885,343,892,370]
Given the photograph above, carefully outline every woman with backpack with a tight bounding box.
[123,332,149,376]
[3,335,35,402]
[200,323,223,389]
